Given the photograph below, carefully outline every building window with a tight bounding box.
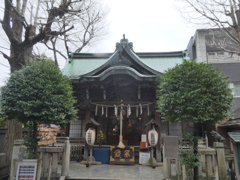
[229,82,240,97]
[69,114,86,138]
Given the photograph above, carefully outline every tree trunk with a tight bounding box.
[3,120,22,165]
[193,123,199,180]
[8,45,33,72]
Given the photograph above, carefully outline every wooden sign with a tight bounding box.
[110,146,135,165]
[38,124,60,146]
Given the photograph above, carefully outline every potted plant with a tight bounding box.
[97,130,105,148]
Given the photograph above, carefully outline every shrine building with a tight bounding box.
[62,37,186,161]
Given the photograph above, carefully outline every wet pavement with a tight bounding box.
[68,161,164,180]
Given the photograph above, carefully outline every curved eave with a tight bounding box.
[82,50,119,77]
[125,47,163,75]
[82,46,162,77]
[79,66,161,83]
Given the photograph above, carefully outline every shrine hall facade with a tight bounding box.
[62,37,186,161]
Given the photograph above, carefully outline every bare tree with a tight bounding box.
[0,0,109,165]
[175,0,240,54]
[43,0,109,65]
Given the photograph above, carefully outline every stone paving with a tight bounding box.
[68,161,164,180]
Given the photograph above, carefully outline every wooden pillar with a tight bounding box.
[155,111,161,162]
[96,109,101,142]
[142,110,149,134]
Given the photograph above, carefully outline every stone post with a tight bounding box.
[214,142,227,180]
[61,137,70,176]
[163,146,170,179]
[10,139,24,180]
[205,155,213,178]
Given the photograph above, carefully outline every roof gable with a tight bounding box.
[84,38,161,77]
[62,37,185,80]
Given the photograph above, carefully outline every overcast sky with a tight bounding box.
[0,0,196,87]
[91,0,196,53]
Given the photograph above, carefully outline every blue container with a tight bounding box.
[93,148,110,164]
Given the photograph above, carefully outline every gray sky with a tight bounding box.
[0,0,196,87]
[90,0,196,53]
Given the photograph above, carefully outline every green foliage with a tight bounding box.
[97,130,105,148]
[1,58,77,156]
[23,123,39,159]
[0,117,7,128]
[179,133,202,177]
[157,59,233,124]
[1,59,77,125]
[179,150,201,176]
[180,132,199,147]
[0,94,7,128]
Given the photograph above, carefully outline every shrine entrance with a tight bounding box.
[106,107,143,145]
[88,78,156,146]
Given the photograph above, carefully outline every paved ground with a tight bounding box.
[68,161,164,180]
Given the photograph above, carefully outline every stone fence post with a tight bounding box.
[61,137,70,176]
[9,139,24,180]
[214,142,227,180]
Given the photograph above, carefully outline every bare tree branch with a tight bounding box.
[44,40,67,61]
[175,0,240,54]
[0,50,10,60]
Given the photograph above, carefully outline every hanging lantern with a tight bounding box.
[85,128,96,146]
[148,128,158,146]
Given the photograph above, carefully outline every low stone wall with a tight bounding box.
[9,138,70,180]
[163,142,233,180]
